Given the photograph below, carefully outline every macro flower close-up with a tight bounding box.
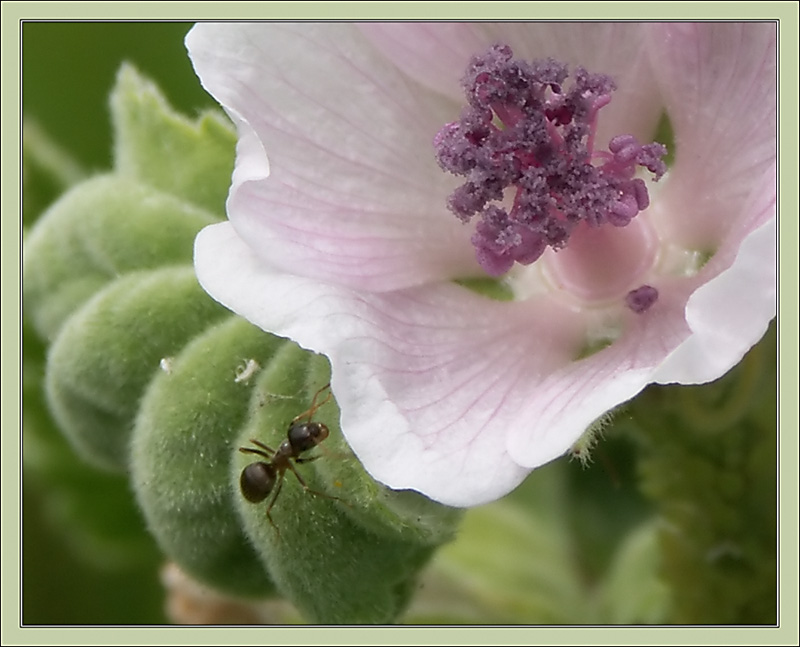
[19,16,784,627]
[188,22,777,508]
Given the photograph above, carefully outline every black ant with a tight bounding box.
[238,382,343,535]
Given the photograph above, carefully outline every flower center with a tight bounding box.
[435,45,667,313]
[543,216,658,302]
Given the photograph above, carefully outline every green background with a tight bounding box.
[22,22,215,625]
[23,22,215,170]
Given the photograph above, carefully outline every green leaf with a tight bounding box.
[404,462,590,624]
[111,63,236,213]
[594,520,672,624]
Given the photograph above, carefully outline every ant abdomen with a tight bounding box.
[239,461,277,503]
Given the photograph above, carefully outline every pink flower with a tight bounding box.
[188,23,776,507]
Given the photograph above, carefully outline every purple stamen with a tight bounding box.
[608,193,639,227]
[632,178,650,210]
[435,45,668,278]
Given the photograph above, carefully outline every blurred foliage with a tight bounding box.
[631,323,777,624]
[22,22,211,625]
[22,22,215,171]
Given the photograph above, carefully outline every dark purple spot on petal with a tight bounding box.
[625,284,659,313]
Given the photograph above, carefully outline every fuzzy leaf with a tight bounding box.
[111,63,237,213]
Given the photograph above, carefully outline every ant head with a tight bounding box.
[287,421,330,453]
[240,461,277,503]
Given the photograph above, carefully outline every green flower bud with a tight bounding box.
[232,344,461,623]
[23,175,217,340]
[131,316,282,598]
[45,267,228,471]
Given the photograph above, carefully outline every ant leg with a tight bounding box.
[291,382,332,424]
[263,474,285,539]
[286,461,348,506]
[239,438,276,460]
[249,438,276,454]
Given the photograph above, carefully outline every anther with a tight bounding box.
[434,45,668,277]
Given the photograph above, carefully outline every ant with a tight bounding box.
[238,382,343,536]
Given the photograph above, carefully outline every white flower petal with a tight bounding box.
[186,23,477,292]
[653,192,776,384]
[360,22,665,146]
[189,22,777,507]
[195,222,533,506]
[645,22,776,247]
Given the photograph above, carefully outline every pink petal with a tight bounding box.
[644,22,776,247]
[195,222,537,506]
[359,22,665,147]
[186,23,477,292]
[189,23,777,508]
[506,278,694,467]
[195,213,747,504]
[356,23,496,103]
[653,168,777,384]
